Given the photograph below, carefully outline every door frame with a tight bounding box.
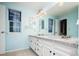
[0,5,6,54]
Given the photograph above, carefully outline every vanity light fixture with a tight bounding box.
[42,2,58,12]
[32,9,47,19]
[31,2,58,19]
[31,1,64,19]
[58,0,64,6]
[36,2,63,17]
[38,10,47,16]
[35,2,58,18]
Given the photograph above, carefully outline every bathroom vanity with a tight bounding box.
[29,7,79,56]
[29,35,78,56]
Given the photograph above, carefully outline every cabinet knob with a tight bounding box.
[1,31,5,34]
[53,53,55,55]
[37,48,39,51]
[30,41,32,42]
[50,51,52,53]
[37,43,38,45]
[35,48,36,50]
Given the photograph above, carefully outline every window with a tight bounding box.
[8,9,21,32]
[48,19,53,33]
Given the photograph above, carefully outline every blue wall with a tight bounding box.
[78,5,79,38]
[0,3,35,51]
[58,6,78,38]
[39,15,55,35]
[39,6,78,38]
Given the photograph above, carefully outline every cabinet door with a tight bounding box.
[29,37,32,48]
[35,39,43,56]
[53,49,64,56]
[36,45,43,56]
[53,41,78,56]
[30,37,36,51]
[30,37,34,49]
[43,45,53,56]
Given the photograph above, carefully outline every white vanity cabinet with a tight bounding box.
[30,37,37,52]
[29,36,55,56]
[35,39,43,56]
[29,36,43,56]
[29,35,78,56]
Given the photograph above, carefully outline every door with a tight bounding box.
[60,19,67,36]
[0,5,6,54]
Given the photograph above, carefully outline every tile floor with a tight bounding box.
[0,49,37,56]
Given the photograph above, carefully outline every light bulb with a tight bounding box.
[77,19,79,25]
[58,0,64,6]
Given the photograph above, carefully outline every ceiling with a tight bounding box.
[46,2,78,16]
[0,2,52,13]
[0,2,78,16]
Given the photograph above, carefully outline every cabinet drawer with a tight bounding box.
[53,49,70,56]
[36,46,43,56]
[53,42,77,56]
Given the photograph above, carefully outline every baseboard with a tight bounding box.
[30,48,38,56]
[6,47,30,53]
[0,51,5,54]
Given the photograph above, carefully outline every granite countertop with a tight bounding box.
[29,35,78,46]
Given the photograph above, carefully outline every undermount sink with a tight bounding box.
[38,34,45,36]
[37,34,77,41]
[60,35,71,39]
